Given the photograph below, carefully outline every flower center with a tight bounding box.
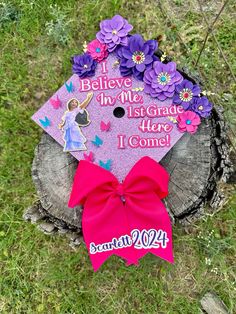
[186,119,191,125]
[112,29,117,35]
[179,88,193,102]
[132,51,145,64]
[83,64,88,69]
[96,47,101,53]
[157,72,170,85]
[198,105,203,110]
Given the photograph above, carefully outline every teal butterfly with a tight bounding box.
[65,81,73,93]
[39,116,50,128]
[99,159,112,171]
[91,135,103,147]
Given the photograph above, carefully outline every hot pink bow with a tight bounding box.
[68,156,174,271]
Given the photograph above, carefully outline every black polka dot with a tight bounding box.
[113,107,125,118]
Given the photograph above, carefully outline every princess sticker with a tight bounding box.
[59,92,93,152]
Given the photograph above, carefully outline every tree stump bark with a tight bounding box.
[24,104,233,237]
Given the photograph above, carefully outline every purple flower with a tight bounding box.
[116,34,158,81]
[144,61,183,100]
[191,96,213,118]
[96,15,133,52]
[173,79,201,110]
[72,53,97,78]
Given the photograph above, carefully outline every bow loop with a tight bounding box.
[124,156,169,199]
[68,160,118,208]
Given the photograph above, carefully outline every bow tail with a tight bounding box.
[125,193,174,265]
[82,195,141,272]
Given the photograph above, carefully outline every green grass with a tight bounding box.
[0,0,236,313]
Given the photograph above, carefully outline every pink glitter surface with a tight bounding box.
[32,54,184,181]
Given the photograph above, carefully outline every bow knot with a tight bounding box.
[116,183,125,197]
[115,183,126,203]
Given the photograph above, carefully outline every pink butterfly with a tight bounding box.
[83,152,94,162]
[50,95,61,109]
[100,121,111,132]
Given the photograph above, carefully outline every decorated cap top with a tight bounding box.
[32,15,212,181]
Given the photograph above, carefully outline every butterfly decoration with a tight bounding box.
[91,135,103,147]
[50,95,61,109]
[99,159,112,171]
[100,121,111,132]
[65,81,74,93]
[132,87,144,92]
[83,151,94,162]
[202,90,215,96]
[167,116,177,124]
[83,41,88,53]
[112,60,120,68]
[160,51,167,62]
[39,116,51,128]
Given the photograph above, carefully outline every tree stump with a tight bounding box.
[24,56,234,237]
[24,104,233,238]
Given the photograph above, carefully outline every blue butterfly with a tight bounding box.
[91,135,103,147]
[65,81,73,93]
[99,159,112,171]
[39,116,50,128]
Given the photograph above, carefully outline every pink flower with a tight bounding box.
[87,39,108,62]
[177,110,201,134]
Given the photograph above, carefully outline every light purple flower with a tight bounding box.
[96,15,133,52]
[173,79,201,110]
[116,34,158,81]
[144,61,183,100]
[191,96,213,118]
[72,53,97,78]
